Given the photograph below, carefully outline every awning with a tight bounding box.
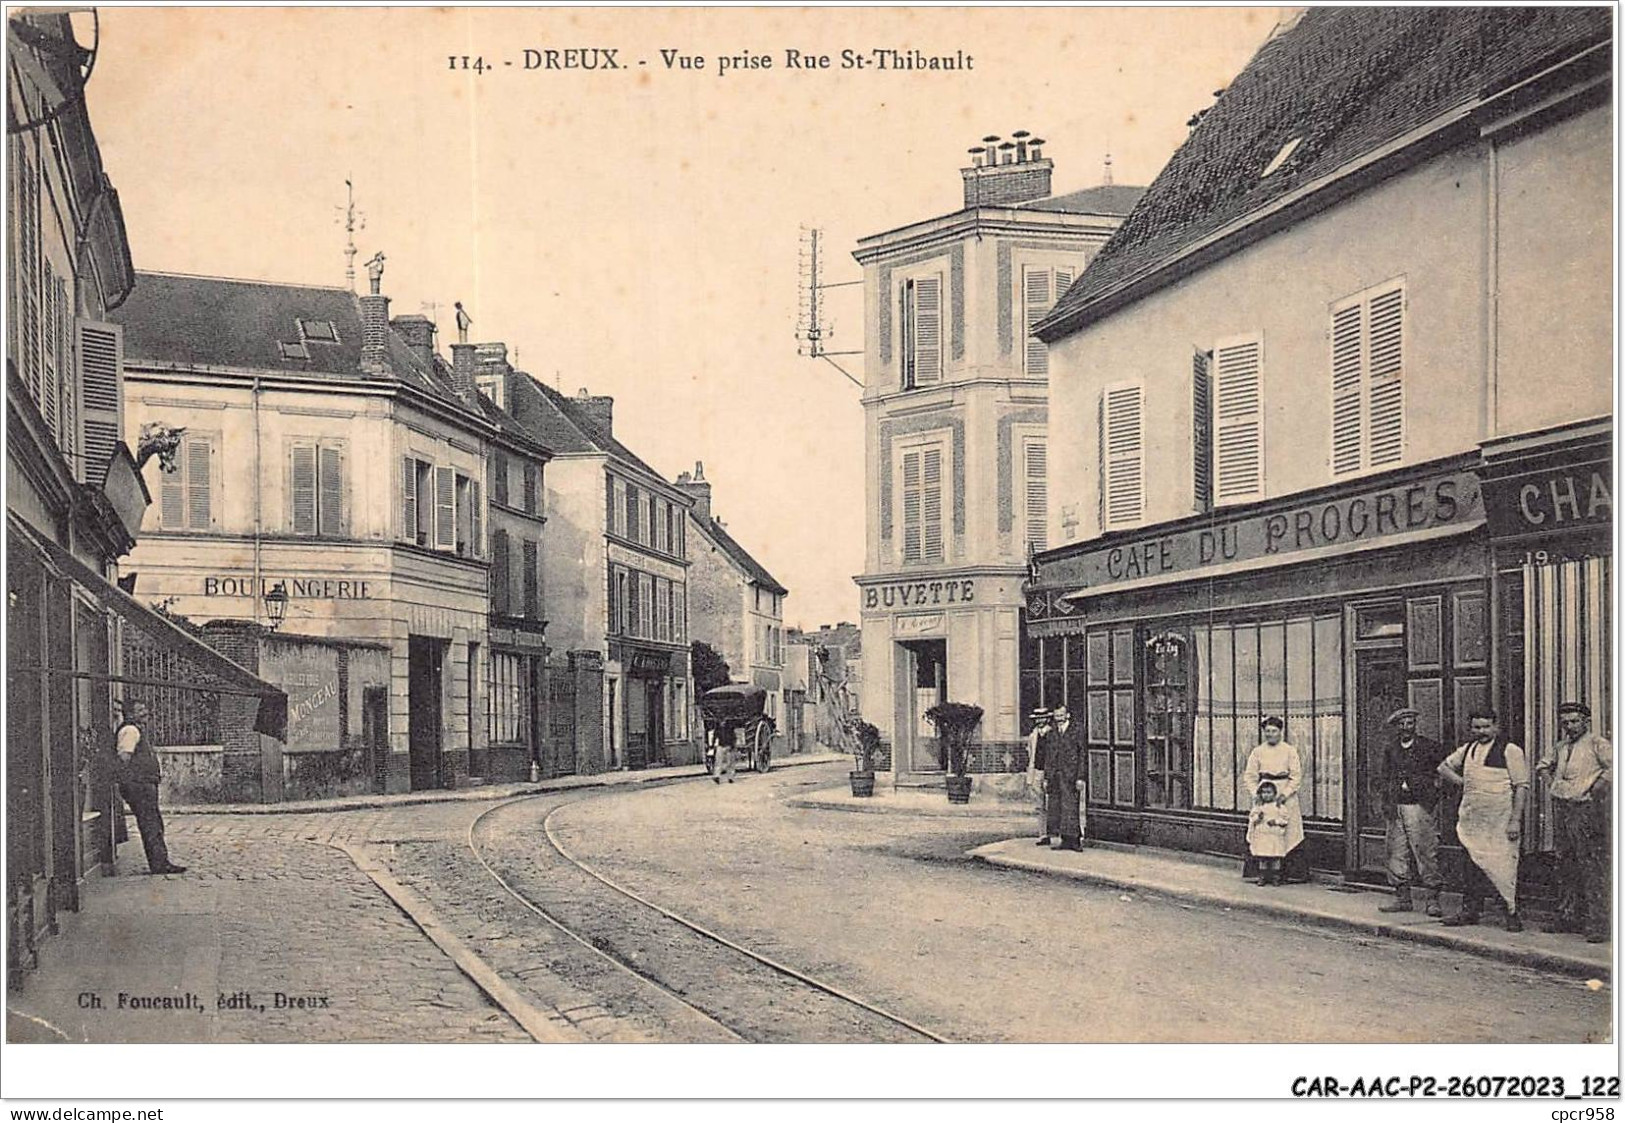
[8,513,288,739]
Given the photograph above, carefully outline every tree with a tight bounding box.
[691,641,731,693]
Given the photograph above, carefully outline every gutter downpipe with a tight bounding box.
[253,375,263,625]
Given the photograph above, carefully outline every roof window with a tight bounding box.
[298,319,339,344]
[1261,136,1303,178]
[277,340,310,361]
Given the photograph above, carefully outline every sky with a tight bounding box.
[85,5,1285,629]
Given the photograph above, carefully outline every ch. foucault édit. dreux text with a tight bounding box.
[447,47,973,76]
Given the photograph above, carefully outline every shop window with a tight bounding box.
[489,652,526,744]
[161,433,216,532]
[1144,631,1194,810]
[1355,602,1404,641]
[1084,627,1136,807]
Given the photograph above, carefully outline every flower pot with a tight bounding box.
[849,771,875,798]
[945,775,973,804]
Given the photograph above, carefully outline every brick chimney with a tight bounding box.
[961,129,1053,208]
[574,388,614,436]
[451,343,478,398]
[360,293,391,375]
[391,314,437,372]
[674,460,712,523]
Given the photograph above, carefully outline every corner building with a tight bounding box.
[854,137,1140,787]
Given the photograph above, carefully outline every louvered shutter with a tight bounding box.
[54,276,73,457]
[626,484,640,543]
[913,275,942,384]
[523,540,539,618]
[1024,267,1052,376]
[922,446,944,561]
[181,436,210,530]
[20,154,40,405]
[1330,303,1364,476]
[470,481,482,557]
[160,456,185,529]
[41,261,58,436]
[1366,287,1405,467]
[901,450,923,562]
[76,320,123,487]
[434,465,456,549]
[1024,440,1048,552]
[605,557,616,633]
[524,464,538,514]
[628,570,640,637]
[493,452,509,507]
[492,529,510,614]
[1212,336,1263,504]
[1102,382,1145,528]
[402,456,417,542]
[318,444,344,534]
[291,443,317,534]
[1192,350,1213,511]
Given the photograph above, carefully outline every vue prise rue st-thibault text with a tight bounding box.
[447,47,974,77]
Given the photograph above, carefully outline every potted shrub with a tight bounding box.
[849,718,880,798]
[925,702,983,804]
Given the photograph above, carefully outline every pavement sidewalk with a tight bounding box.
[791,784,1037,819]
[971,837,1614,980]
[172,749,849,815]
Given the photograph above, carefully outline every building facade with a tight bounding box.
[1026,8,1611,877]
[677,461,789,725]
[514,380,695,770]
[853,135,1141,788]
[113,269,499,798]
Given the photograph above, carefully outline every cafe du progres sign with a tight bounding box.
[1035,467,1483,595]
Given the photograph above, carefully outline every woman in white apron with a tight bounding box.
[1437,711,1529,932]
[1243,716,1306,885]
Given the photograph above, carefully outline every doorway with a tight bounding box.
[645,679,665,767]
[362,686,389,794]
[1352,645,1408,874]
[407,636,445,791]
[898,639,948,773]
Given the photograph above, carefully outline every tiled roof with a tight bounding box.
[1018,184,1146,216]
[507,373,668,483]
[694,515,788,596]
[113,271,476,416]
[1043,6,1613,334]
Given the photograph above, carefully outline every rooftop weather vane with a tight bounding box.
[337,178,366,291]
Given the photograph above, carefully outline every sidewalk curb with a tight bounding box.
[334,841,584,1044]
[969,845,1611,981]
[175,753,846,817]
[788,789,1036,819]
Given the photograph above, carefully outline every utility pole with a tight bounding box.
[795,225,863,387]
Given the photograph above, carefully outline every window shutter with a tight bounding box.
[1192,350,1213,511]
[434,465,455,549]
[1102,382,1145,528]
[185,436,212,530]
[76,319,123,487]
[628,570,640,637]
[491,529,510,615]
[19,154,40,406]
[40,261,58,437]
[1024,267,1052,376]
[402,456,417,542]
[1330,304,1364,477]
[901,450,923,562]
[161,456,185,529]
[606,558,617,633]
[523,540,539,618]
[656,580,669,642]
[1024,439,1048,552]
[914,275,942,384]
[291,443,317,534]
[493,452,509,507]
[1366,287,1405,467]
[524,464,538,514]
[470,481,482,556]
[922,446,944,561]
[641,573,653,637]
[626,484,640,543]
[318,444,345,534]
[1212,336,1263,504]
[54,276,73,457]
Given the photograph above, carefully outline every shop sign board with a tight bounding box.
[1481,463,1612,540]
[1036,468,1483,595]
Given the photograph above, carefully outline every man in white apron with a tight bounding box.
[1437,711,1529,932]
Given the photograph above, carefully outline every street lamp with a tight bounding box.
[264,581,289,631]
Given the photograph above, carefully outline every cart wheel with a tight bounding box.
[754,722,772,772]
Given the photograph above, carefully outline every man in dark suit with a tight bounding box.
[1379,707,1445,916]
[115,702,186,875]
[1045,705,1085,851]
[1029,708,1054,844]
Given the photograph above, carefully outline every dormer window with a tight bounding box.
[298,319,340,344]
[1261,137,1303,178]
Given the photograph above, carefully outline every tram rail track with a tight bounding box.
[465,786,951,1044]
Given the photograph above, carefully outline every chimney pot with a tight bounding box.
[675,460,712,523]
[450,343,478,398]
[390,314,437,372]
[360,293,391,375]
[961,131,1054,207]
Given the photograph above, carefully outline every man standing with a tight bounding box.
[114,702,186,875]
[1438,711,1527,931]
[1538,701,1611,943]
[1379,707,1448,917]
[1028,708,1053,845]
[1045,706,1085,851]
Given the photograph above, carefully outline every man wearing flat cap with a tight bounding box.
[1027,708,1054,845]
[1379,707,1448,916]
[1538,701,1611,942]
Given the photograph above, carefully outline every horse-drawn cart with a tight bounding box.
[699,683,775,774]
